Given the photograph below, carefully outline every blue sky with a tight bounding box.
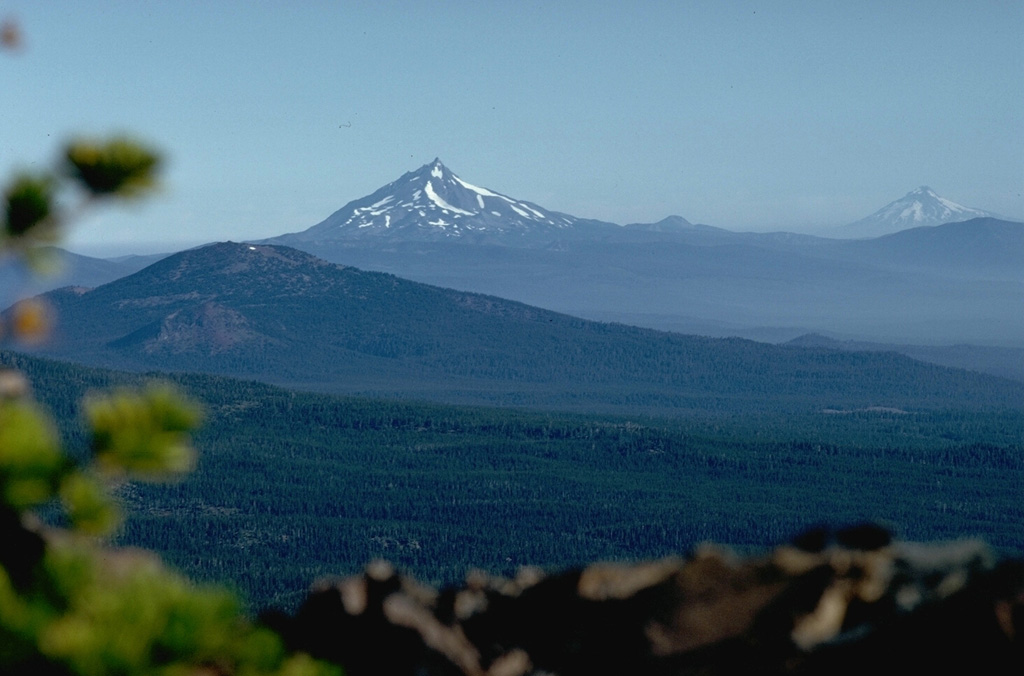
[2,1,1021,254]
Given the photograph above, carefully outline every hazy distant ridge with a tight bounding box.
[7,241,1021,414]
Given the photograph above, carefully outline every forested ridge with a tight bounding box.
[5,350,1021,613]
[13,241,1024,415]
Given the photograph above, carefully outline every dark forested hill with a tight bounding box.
[5,241,1022,415]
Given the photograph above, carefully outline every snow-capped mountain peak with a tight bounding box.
[284,159,587,242]
[837,186,997,238]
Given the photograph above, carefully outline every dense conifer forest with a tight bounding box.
[5,350,1021,612]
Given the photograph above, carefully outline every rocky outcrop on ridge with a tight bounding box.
[274,526,1024,675]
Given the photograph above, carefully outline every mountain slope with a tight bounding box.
[836,186,998,238]
[6,241,1022,414]
[830,217,1024,280]
[786,333,1024,383]
[279,218,1024,348]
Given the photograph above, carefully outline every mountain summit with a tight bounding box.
[272,159,617,244]
[836,186,997,238]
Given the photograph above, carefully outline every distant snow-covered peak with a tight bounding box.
[278,159,599,243]
[264,159,709,246]
[836,186,997,239]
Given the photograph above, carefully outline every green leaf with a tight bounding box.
[60,472,121,536]
[0,400,64,510]
[85,384,200,477]
[64,137,161,199]
[3,173,57,239]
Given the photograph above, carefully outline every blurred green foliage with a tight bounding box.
[87,385,201,479]
[2,137,161,252]
[65,137,161,200]
[0,131,339,674]
[3,173,57,239]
